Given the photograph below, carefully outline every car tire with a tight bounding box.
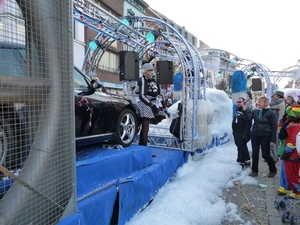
[114,109,137,147]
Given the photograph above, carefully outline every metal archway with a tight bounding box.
[73,0,206,151]
[274,65,300,88]
[199,48,242,90]
[199,48,275,99]
[199,48,243,71]
[239,59,275,99]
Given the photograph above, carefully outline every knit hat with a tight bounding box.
[274,91,284,97]
[286,105,300,118]
[142,63,154,71]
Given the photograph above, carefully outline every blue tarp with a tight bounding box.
[2,131,230,225]
[0,178,14,199]
[76,145,153,199]
[118,148,185,225]
[58,186,117,225]
[59,146,185,225]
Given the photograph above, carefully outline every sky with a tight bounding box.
[145,0,300,72]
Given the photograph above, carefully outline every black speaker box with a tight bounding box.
[156,61,173,84]
[119,51,139,81]
[252,78,262,91]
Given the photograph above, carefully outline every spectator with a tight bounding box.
[277,105,300,197]
[297,94,300,105]
[270,91,286,162]
[232,97,251,168]
[245,90,254,110]
[285,95,297,107]
[278,95,298,157]
[249,96,278,178]
[271,94,275,102]
[270,91,285,123]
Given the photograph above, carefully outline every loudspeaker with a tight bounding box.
[119,51,139,81]
[156,61,173,84]
[252,78,262,91]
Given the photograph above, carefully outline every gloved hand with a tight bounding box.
[150,104,159,114]
[278,128,287,140]
[281,151,290,160]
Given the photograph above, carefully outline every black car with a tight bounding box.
[0,42,138,171]
[73,67,138,147]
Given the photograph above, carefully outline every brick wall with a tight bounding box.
[83,0,123,86]
[82,0,163,92]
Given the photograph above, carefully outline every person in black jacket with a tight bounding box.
[136,63,159,145]
[249,96,278,178]
[232,97,251,168]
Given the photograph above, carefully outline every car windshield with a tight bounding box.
[74,68,110,97]
[74,68,90,90]
[0,46,26,76]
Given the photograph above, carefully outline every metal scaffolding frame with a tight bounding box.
[239,59,276,99]
[274,65,300,88]
[199,48,276,99]
[73,0,206,152]
[73,0,280,151]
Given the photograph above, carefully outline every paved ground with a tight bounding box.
[221,157,300,225]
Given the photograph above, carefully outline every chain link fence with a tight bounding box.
[0,0,75,224]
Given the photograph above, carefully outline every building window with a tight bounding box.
[192,36,195,46]
[73,20,80,40]
[97,51,119,72]
[99,3,118,18]
[184,32,188,39]
[178,28,182,34]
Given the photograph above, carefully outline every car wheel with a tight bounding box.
[114,109,137,147]
[0,118,13,167]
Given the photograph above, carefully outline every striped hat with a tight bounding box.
[286,105,300,118]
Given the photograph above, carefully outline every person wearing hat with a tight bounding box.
[270,90,286,162]
[270,91,285,123]
[277,105,300,197]
[277,95,297,158]
[136,63,160,145]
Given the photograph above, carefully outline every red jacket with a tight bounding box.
[285,123,300,159]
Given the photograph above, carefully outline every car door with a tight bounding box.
[74,68,114,139]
